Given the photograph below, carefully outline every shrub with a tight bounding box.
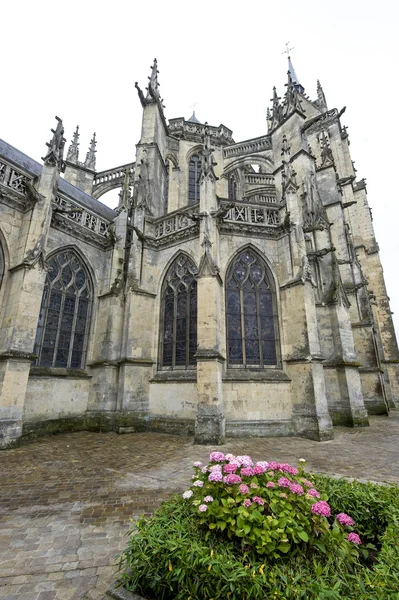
[119,454,399,600]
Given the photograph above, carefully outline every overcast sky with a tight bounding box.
[2,0,398,336]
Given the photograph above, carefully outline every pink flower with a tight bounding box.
[252,496,265,506]
[267,461,280,471]
[193,480,204,487]
[203,495,214,503]
[256,461,269,469]
[289,483,304,495]
[336,513,355,526]
[223,463,238,474]
[239,484,249,494]
[266,481,276,488]
[347,532,361,545]
[224,474,242,485]
[311,501,331,517]
[209,464,222,472]
[182,490,193,499]
[225,453,236,461]
[250,482,259,489]
[279,463,299,476]
[201,467,208,474]
[236,455,253,468]
[278,477,290,488]
[253,465,266,475]
[241,467,255,477]
[307,489,320,498]
[243,499,252,508]
[210,451,225,462]
[198,504,208,512]
[193,461,202,467]
[208,471,223,482]
[303,480,313,487]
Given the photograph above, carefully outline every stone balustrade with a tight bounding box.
[223,135,272,159]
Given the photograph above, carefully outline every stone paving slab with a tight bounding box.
[0,413,398,599]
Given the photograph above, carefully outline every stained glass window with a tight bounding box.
[188,154,201,204]
[226,249,278,367]
[160,254,197,369]
[33,250,92,369]
[0,241,4,290]
[164,160,170,213]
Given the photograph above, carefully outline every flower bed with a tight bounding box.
[118,453,399,599]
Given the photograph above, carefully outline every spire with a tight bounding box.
[266,107,272,132]
[283,71,304,118]
[188,111,201,124]
[287,55,304,94]
[42,116,66,169]
[146,58,161,101]
[281,135,297,199]
[270,87,283,130]
[66,125,80,164]
[84,133,97,170]
[316,80,328,111]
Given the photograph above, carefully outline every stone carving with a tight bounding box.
[42,116,66,169]
[200,125,218,182]
[318,130,334,167]
[84,133,97,170]
[66,125,80,164]
[281,136,298,199]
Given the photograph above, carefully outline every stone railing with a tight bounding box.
[244,173,275,186]
[223,135,272,159]
[242,192,277,205]
[53,195,111,238]
[222,201,280,226]
[168,119,234,145]
[93,162,135,186]
[0,160,27,195]
[148,205,199,240]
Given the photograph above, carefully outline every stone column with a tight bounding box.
[194,133,225,444]
[0,119,63,447]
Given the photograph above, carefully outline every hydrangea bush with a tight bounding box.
[183,452,361,558]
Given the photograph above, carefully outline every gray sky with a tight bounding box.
[2,0,398,335]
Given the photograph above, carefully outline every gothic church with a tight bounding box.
[0,58,398,448]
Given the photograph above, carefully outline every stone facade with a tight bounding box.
[0,58,398,449]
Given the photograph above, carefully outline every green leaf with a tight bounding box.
[277,542,291,553]
[298,530,309,542]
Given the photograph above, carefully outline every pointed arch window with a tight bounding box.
[0,240,4,291]
[228,173,238,201]
[164,160,171,214]
[226,249,279,367]
[33,250,93,369]
[160,255,198,369]
[188,154,201,204]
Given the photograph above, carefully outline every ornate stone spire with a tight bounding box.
[287,55,304,94]
[42,116,66,169]
[316,80,328,111]
[84,133,97,170]
[281,135,297,199]
[66,125,80,164]
[146,58,161,102]
[270,87,283,130]
[319,130,334,167]
[283,71,304,118]
[200,124,218,182]
[266,107,272,132]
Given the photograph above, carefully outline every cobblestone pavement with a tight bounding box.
[1,413,399,599]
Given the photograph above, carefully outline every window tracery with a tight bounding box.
[226,249,278,367]
[160,254,198,369]
[33,250,92,369]
[188,154,201,204]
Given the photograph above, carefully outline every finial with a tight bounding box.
[270,87,283,130]
[146,58,161,101]
[283,68,304,118]
[66,125,80,164]
[287,54,305,94]
[118,167,132,210]
[319,130,334,167]
[316,79,328,111]
[84,133,97,170]
[42,116,66,169]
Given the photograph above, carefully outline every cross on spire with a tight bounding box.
[282,41,294,57]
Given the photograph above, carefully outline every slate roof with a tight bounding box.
[0,138,116,222]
